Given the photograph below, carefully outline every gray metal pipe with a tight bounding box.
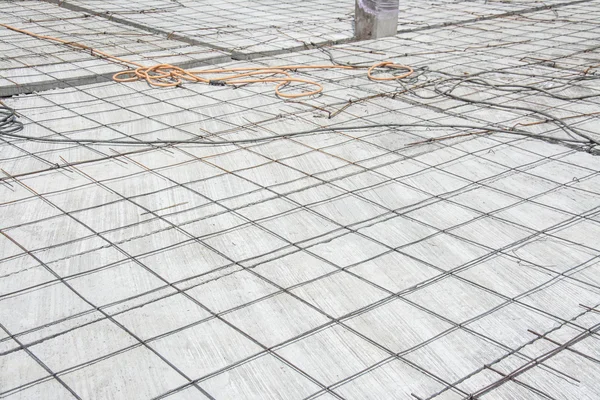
[355,0,399,40]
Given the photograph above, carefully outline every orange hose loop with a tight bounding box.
[368,61,414,81]
[1,24,414,98]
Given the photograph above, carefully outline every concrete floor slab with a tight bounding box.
[2,0,600,399]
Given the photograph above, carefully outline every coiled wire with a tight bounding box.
[0,105,23,135]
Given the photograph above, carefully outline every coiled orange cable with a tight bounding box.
[1,24,413,98]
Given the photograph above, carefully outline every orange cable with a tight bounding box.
[1,23,414,98]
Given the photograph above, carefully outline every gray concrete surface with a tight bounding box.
[1,0,600,399]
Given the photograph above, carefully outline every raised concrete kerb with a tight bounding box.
[0,55,231,97]
[355,0,399,40]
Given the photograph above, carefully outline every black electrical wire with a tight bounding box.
[0,105,23,135]
[0,110,591,147]
[431,75,600,146]
[1,58,599,151]
[324,51,600,148]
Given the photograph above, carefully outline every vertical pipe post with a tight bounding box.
[355,0,399,40]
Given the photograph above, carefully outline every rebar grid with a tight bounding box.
[1,1,600,399]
